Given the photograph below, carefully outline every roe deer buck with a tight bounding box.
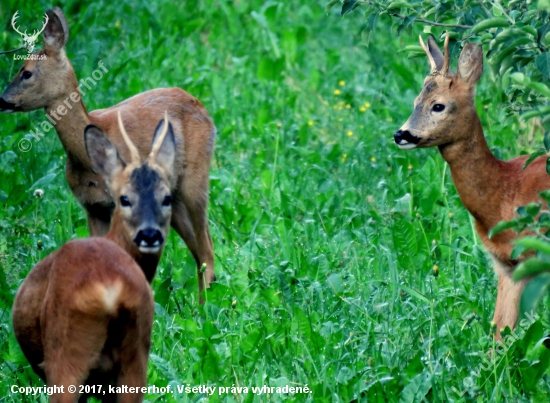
[0,7,216,291]
[12,113,175,402]
[394,32,550,338]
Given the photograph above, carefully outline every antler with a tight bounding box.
[149,111,170,161]
[419,35,438,73]
[11,11,27,37]
[441,31,450,76]
[419,31,451,76]
[117,111,141,165]
[31,13,49,39]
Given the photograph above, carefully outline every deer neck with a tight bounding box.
[105,211,160,283]
[438,113,503,230]
[44,69,91,166]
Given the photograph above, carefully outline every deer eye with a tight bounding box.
[21,71,32,80]
[162,195,172,207]
[120,196,131,207]
[433,104,445,112]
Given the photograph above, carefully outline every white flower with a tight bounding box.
[33,189,44,198]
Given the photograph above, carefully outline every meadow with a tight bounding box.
[0,1,549,402]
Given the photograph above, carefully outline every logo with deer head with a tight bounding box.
[11,11,49,53]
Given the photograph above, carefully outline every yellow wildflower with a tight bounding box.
[308,121,313,126]
[334,89,341,95]
[339,80,345,86]
[347,131,353,136]
[342,153,347,162]
[359,106,366,112]
[370,157,376,162]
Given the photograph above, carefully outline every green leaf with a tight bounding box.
[544,131,550,152]
[539,189,550,203]
[341,0,359,16]
[519,273,550,315]
[511,244,527,260]
[256,57,285,81]
[490,37,533,73]
[513,258,550,281]
[149,354,180,382]
[327,273,345,295]
[470,18,509,34]
[155,276,172,307]
[397,284,430,304]
[387,1,412,9]
[488,220,517,238]
[536,52,550,78]
[515,236,550,256]
[398,372,432,403]
[525,202,541,217]
[336,366,356,384]
[30,172,58,190]
[523,148,546,169]
[521,105,550,120]
[325,0,340,13]
[527,82,550,99]
[398,45,423,53]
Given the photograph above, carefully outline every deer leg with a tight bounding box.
[42,306,109,402]
[114,357,148,403]
[171,193,215,292]
[113,315,150,403]
[492,260,527,340]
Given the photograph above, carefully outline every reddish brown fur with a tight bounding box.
[396,34,550,338]
[0,7,215,291]
[13,240,154,402]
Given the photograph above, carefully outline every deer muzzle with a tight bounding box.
[134,228,164,254]
[0,97,17,113]
[394,129,421,150]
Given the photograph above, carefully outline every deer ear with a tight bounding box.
[44,7,69,52]
[457,43,483,87]
[427,36,444,71]
[150,119,176,177]
[85,125,126,182]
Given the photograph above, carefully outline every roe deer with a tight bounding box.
[12,113,175,402]
[0,7,216,291]
[394,32,550,338]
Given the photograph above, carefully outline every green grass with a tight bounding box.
[0,1,549,402]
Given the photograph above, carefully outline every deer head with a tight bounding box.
[0,7,71,113]
[85,112,176,255]
[394,32,484,150]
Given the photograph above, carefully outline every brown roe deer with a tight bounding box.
[12,113,175,402]
[394,32,550,338]
[0,7,216,291]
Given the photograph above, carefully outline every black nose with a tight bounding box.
[0,97,16,111]
[394,129,408,144]
[134,228,164,248]
[394,129,420,145]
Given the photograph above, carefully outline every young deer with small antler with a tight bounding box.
[0,7,215,292]
[394,33,550,338]
[12,113,175,402]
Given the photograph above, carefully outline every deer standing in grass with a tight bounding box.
[0,7,216,291]
[394,32,550,338]
[12,113,176,402]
